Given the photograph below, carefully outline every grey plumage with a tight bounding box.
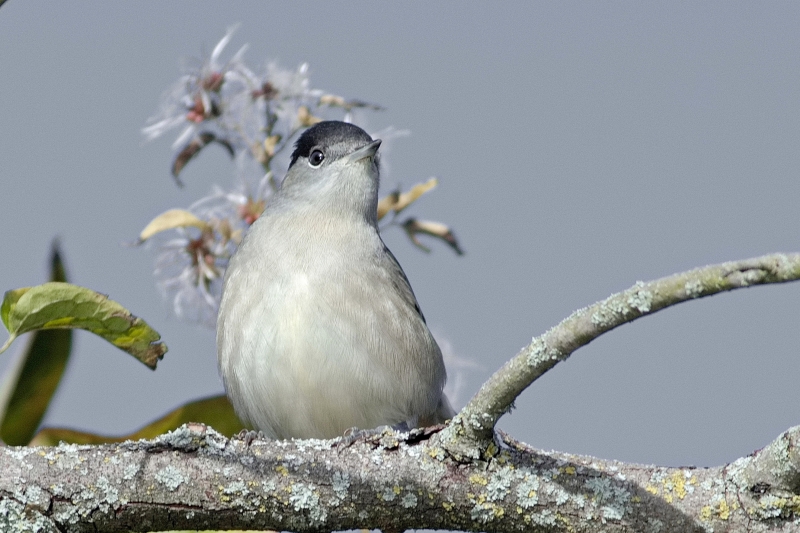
[216,121,453,439]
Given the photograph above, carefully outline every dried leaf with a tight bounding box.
[217,217,232,243]
[377,190,400,220]
[138,209,209,242]
[263,134,281,158]
[393,178,438,214]
[377,179,438,220]
[402,218,464,255]
[318,94,347,107]
[297,105,323,127]
[318,94,385,111]
[0,282,167,369]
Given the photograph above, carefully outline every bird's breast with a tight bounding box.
[218,211,443,438]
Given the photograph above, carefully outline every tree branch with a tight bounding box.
[437,253,800,459]
[2,422,800,532]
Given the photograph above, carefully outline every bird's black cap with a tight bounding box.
[289,121,374,169]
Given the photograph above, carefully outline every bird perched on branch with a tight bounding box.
[217,121,453,439]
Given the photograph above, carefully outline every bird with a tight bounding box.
[216,120,454,439]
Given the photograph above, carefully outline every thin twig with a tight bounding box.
[438,252,800,459]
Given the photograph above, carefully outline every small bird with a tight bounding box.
[216,121,454,439]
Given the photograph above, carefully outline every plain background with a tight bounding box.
[1,2,799,467]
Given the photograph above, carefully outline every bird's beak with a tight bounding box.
[347,139,382,163]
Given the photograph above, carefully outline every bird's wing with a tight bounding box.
[380,243,427,323]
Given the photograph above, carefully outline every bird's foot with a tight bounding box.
[234,429,270,445]
[338,423,409,448]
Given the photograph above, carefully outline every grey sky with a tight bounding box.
[1,2,799,467]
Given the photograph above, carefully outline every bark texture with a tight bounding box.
[2,423,800,532]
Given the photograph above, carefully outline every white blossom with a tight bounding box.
[142,25,254,150]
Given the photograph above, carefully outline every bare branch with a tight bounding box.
[437,253,800,459]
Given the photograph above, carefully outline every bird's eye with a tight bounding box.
[308,149,325,167]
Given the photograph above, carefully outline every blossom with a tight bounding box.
[142,25,255,150]
[261,62,322,131]
[152,227,228,328]
[148,153,275,326]
[239,61,326,170]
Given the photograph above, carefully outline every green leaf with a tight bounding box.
[0,242,73,445]
[30,394,246,445]
[0,282,166,368]
[122,394,245,440]
[28,427,125,446]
